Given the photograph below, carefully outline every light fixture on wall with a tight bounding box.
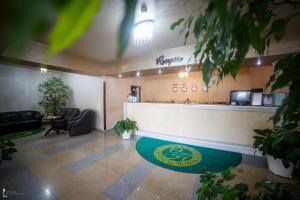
[158,68,162,74]
[136,71,140,77]
[133,2,154,46]
[118,74,122,78]
[40,68,47,74]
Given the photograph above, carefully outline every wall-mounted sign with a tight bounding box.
[156,55,184,66]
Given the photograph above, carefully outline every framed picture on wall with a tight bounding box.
[130,86,141,103]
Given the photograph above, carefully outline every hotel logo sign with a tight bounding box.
[156,55,184,65]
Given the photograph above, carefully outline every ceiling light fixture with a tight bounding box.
[133,2,154,46]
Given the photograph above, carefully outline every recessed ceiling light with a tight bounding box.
[179,72,188,78]
[40,68,47,74]
[45,188,51,195]
[256,56,262,66]
[185,65,191,72]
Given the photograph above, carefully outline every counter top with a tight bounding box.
[125,102,277,113]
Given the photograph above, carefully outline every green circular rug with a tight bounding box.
[0,127,46,141]
[136,137,242,174]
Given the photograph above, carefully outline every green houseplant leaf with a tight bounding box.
[272,18,288,42]
[197,168,292,200]
[170,18,185,30]
[48,0,101,57]
[117,0,138,59]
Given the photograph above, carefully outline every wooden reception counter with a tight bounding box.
[124,102,277,155]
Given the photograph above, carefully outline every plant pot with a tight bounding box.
[267,156,294,178]
[122,131,132,140]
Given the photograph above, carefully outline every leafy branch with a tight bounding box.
[171,0,299,87]
[172,0,300,167]
[197,168,292,200]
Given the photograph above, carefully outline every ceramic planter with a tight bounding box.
[267,155,294,178]
[122,131,132,140]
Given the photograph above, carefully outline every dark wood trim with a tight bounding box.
[0,56,99,77]
[1,54,290,79]
[108,54,289,78]
[103,81,107,131]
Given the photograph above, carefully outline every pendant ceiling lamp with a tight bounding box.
[133,2,154,46]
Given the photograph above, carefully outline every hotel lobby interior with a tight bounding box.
[0,0,300,200]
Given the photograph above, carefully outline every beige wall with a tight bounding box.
[140,66,275,103]
[105,65,282,129]
[105,76,147,129]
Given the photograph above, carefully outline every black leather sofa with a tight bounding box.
[68,109,94,136]
[0,111,43,135]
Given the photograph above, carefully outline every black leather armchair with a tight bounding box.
[68,109,94,136]
[52,108,80,133]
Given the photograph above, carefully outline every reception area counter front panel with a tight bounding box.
[124,103,277,155]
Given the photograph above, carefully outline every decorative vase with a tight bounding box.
[122,131,132,140]
[267,155,294,178]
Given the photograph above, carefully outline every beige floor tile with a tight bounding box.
[163,181,194,200]
[58,186,109,200]
[128,188,161,200]
[141,168,174,195]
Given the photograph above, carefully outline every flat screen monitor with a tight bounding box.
[230,90,251,105]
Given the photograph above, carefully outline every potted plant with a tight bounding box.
[253,118,300,178]
[113,118,138,140]
[197,168,292,200]
[38,77,71,116]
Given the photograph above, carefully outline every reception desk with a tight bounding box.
[124,103,277,155]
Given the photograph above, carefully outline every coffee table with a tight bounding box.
[44,116,58,136]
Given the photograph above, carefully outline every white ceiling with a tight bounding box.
[66,0,200,62]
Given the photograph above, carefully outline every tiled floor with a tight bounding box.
[0,130,299,200]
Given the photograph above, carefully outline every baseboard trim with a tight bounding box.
[136,130,262,156]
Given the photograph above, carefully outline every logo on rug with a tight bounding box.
[154,144,202,167]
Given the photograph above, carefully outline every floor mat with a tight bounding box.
[136,137,242,174]
[0,127,46,140]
